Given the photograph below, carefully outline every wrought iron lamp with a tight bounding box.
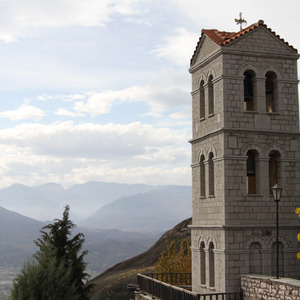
[271,184,282,279]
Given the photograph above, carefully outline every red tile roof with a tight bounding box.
[190,20,298,65]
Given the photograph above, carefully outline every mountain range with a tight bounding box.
[0,182,192,233]
[0,181,192,273]
[0,205,159,274]
[0,182,157,221]
[81,185,192,232]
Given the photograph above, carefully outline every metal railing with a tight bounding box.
[145,272,192,286]
[137,273,243,300]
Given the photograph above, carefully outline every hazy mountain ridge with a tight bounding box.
[0,206,43,267]
[81,185,192,232]
[0,182,192,234]
[0,181,161,221]
[0,184,60,222]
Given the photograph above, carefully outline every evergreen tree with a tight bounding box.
[10,206,93,300]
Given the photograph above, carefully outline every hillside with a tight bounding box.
[0,206,43,266]
[81,185,192,232]
[89,217,192,300]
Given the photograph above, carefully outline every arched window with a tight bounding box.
[244,70,255,111]
[249,242,262,274]
[271,242,284,277]
[200,80,205,119]
[208,75,214,115]
[269,151,280,190]
[208,242,215,287]
[265,71,277,112]
[208,153,214,196]
[247,150,258,194]
[200,241,206,285]
[200,155,206,198]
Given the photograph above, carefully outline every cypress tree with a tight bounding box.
[10,205,93,300]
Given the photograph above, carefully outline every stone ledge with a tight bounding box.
[241,275,300,300]
[242,274,300,288]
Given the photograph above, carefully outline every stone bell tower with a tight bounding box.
[189,20,300,293]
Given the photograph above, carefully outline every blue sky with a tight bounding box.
[0,0,299,188]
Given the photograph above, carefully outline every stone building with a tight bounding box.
[189,20,300,293]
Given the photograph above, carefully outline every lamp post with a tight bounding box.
[271,184,282,279]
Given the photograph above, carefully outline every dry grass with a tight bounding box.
[89,218,191,300]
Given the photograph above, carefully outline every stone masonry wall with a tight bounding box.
[241,275,300,300]
[190,21,300,294]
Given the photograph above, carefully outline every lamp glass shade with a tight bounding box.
[271,184,282,201]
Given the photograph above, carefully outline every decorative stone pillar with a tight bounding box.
[254,77,266,113]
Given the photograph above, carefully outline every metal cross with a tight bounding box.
[235,12,247,30]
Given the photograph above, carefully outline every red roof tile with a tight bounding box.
[190,20,298,65]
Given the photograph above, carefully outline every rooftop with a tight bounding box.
[191,20,298,65]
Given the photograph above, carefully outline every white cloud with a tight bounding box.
[0,121,188,158]
[60,94,87,102]
[37,94,86,102]
[55,108,85,117]
[0,104,44,121]
[0,121,191,188]
[169,107,191,120]
[142,69,190,117]
[152,27,199,66]
[73,91,119,116]
[72,69,190,117]
[0,0,143,42]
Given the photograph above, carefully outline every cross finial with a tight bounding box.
[235,12,247,30]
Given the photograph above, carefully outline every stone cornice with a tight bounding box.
[189,128,300,144]
[220,47,299,60]
[189,47,299,74]
[189,224,300,230]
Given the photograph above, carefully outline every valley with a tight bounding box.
[0,267,19,300]
[0,181,192,298]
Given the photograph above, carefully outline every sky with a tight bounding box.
[0,0,299,188]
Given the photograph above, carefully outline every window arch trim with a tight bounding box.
[241,143,264,157]
[241,142,287,158]
[267,235,289,249]
[243,235,267,249]
[264,143,287,158]
[261,65,282,80]
[237,63,260,77]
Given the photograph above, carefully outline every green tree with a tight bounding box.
[10,206,93,300]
